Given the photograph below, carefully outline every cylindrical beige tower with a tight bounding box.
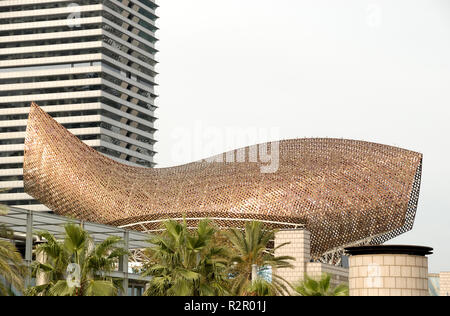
[346,245,433,296]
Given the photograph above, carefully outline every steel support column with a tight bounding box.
[119,231,130,296]
[25,210,33,288]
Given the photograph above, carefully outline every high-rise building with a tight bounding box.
[0,0,158,211]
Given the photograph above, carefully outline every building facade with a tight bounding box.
[0,0,158,211]
[440,272,450,296]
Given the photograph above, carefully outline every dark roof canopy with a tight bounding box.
[345,245,433,257]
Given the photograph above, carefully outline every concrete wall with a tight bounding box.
[306,262,349,287]
[274,229,311,287]
[440,272,450,296]
[274,229,349,293]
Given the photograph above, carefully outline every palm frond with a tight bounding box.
[0,239,28,294]
[49,280,75,296]
[63,224,89,256]
[294,273,349,296]
[94,236,123,257]
[30,224,125,296]
[84,280,117,296]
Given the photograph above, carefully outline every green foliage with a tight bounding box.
[142,219,231,296]
[0,238,28,296]
[0,193,27,296]
[247,278,275,296]
[224,221,294,296]
[26,223,128,296]
[294,273,349,296]
[0,189,9,216]
[142,219,296,296]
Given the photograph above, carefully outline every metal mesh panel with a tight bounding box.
[23,103,423,259]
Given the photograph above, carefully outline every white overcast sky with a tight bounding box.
[153,0,450,272]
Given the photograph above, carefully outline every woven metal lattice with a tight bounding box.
[23,103,423,259]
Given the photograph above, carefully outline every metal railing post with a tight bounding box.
[119,231,129,296]
[25,210,33,288]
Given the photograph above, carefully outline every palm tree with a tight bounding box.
[246,278,275,296]
[224,221,294,296]
[0,189,9,216]
[26,223,128,296]
[142,219,230,296]
[0,231,28,296]
[1,194,28,296]
[294,273,349,296]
